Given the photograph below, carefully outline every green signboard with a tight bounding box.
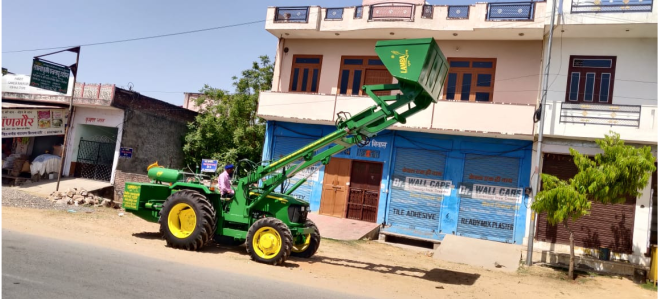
[29,59,70,94]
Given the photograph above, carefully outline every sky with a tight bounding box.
[3,0,480,106]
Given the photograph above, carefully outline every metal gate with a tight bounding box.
[456,154,521,243]
[386,148,447,236]
[76,138,115,181]
[536,154,637,253]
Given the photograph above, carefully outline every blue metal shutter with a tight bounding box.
[388,148,447,233]
[456,154,521,243]
[272,136,318,202]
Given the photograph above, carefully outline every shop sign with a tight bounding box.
[458,182,523,203]
[2,109,67,138]
[392,174,452,196]
[120,147,133,158]
[29,59,70,94]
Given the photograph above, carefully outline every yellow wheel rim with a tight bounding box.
[168,203,197,239]
[292,234,311,253]
[252,227,282,259]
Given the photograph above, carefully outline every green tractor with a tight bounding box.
[121,38,450,266]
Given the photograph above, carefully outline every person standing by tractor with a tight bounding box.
[218,164,235,197]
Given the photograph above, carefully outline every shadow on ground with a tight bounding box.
[301,256,480,285]
[132,232,162,240]
[132,231,479,284]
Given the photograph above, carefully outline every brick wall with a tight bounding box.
[113,170,150,203]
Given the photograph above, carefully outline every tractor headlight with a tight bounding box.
[288,205,308,224]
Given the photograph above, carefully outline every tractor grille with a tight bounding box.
[288,205,308,224]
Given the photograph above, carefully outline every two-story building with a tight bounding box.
[257,0,658,269]
[529,0,657,268]
[258,0,549,246]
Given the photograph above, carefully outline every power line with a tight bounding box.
[2,19,267,54]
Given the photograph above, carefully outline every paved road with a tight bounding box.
[2,229,371,299]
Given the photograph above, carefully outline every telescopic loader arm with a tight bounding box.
[237,38,450,210]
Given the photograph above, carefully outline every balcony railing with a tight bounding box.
[447,5,470,19]
[269,2,542,26]
[571,0,653,13]
[274,7,309,23]
[368,2,416,21]
[325,8,344,20]
[559,102,642,127]
[486,2,535,21]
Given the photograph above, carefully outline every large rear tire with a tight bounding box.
[290,220,321,258]
[159,190,217,251]
[246,217,293,266]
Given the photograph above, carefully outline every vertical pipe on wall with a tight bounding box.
[526,0,558,266]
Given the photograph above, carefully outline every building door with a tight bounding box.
[320,158,351,217]
[346,161,383,223]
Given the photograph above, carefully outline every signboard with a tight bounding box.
[394,176,453,196]
[29,59,70,93]
[2,74,73,96]
[122,184,141,210]
[458,183,523,203]
[120,147,133,158]
[2,109,67,138]
[201,159,218,173]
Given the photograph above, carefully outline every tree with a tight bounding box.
[183,56,273,175]
[532,131,655,280]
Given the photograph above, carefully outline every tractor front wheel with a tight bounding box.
[159,190,217,251]
[246,218,293,266]
[291,220,321,258]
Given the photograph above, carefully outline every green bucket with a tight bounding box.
[375,38,449,103]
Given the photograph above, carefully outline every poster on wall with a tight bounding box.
[387,148,449,233]
[456,154,522,242]
[271,136,319,202]
[2,109,68,138]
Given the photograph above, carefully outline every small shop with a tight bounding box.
[263,120,533,245]
[1,101,69,185]
[62,106,124,183]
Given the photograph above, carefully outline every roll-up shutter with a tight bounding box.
[271,136,318,202]
[536,154,637,253]
[456,154,521,243]
[388,148,448,233]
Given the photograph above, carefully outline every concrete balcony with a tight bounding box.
[265,2,547,40]
[258,91,536,139]
[544,0,657,38]
[541,100,657,144]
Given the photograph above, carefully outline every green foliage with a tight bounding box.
[571,132,656,204]
[532,131,656,225]
[183,56,273,169]
[532,173,591,225]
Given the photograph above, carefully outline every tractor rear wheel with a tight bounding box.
[291,220,321,258]
[246,217,293,266]
[159,190,217,251]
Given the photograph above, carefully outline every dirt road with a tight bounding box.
[2,205,654,299]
